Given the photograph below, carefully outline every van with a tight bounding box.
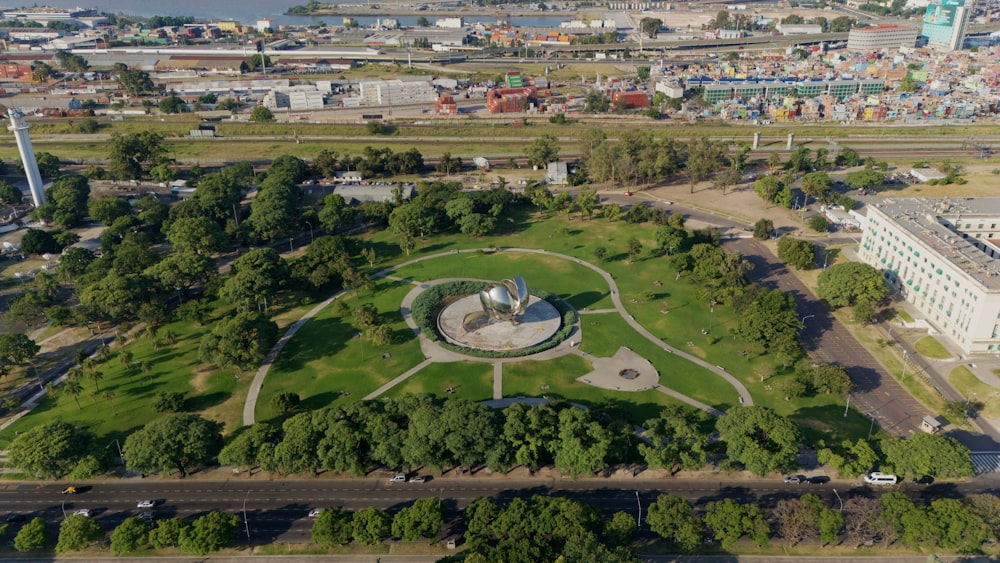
[864,471,898,485]
[389,473,407,483]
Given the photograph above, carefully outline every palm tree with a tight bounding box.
[87,370,103,392]
[63,380,83,409]
[120,350,133,369]
[35,272,59,298]
[66,366,84,382]
[96,345,111,361]
[102,390,117,415]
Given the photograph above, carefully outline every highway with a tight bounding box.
[3,475,997,545]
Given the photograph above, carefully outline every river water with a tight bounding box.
[28,0,572,27]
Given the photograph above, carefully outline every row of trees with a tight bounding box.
[311,500,444,547]
[8,511,240,556]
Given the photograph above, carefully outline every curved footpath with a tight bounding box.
[243,247,752,426]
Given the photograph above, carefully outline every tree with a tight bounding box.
[717,406,799,475]
[646,494,702,551]
[777,237,815,270]
[626,237,643,264]
[811,364,852,395]
[116,65,155,95]
[735,288,801,361]
[9,420,89,478]
[818,262,887,309]
[752,218,774,240]
[271,391,300,414]
[78,269,150,322]
[526,134,559,169]
[808,214,829,232]
[199,311,279,372]
[148,518,189,549]
[166,216,230,254]
[640,17,662,38]
[801,171,832,204]
[152,391,185,413]
[111,517,149,555]
[249,105,273,122]
[13,517,48,552]
[553,408,612,477]
[312,507,354,547]
[899,72,918,93]
[146,251,217,293]
[56,514,104,552]
[32,175,90,228]
[604,511,637,547]
[219,248,288,311]
[352,507,391,545]
[87,197,132,225]
[122,414,223,477]
[107,131,168,181]
[178,511,240,555]
[246,177,300,241]
[318,193,355,233]
[0,180,23,204]
[158,93,186,114]
[34,152,60,178]
[881,433,974,479]
[639,405,708,474]
[845,169,885,191]
[704,499,771,548]
[686,136,725,193]
[22,228,62,257]
[392,497,444,541]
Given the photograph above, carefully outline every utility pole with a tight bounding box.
[243,490,252,543]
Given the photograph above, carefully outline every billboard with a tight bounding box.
[924,4,957,26]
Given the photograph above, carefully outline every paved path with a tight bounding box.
[242,247,754,425]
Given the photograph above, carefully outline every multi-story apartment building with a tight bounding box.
[859,198,1000,355]
[921,0,971,51]
[847,23,919,51]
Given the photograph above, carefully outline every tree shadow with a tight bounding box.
[565,291,609,309]
[185,391,228,412]
[269,316,352,373]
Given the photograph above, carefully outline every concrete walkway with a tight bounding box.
[242,247,753,425]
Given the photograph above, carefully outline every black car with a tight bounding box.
[912,476,935,485]
[807,476,831,484]
[5,513,26,523]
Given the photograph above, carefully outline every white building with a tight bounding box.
[776,23,823,35]
[357,79,437,106]
[858,197,1000,355]
[256,18,274,33]
[435,17,464,28]
[655,80,684,98]
[847,23,919,50]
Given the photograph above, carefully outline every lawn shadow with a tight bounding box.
[565,290,609,309]
[300,391,342,412]
[185,391,229,412]
[270,316,352,373]
[420,241,455,254]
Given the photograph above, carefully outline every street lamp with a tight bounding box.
[832,489,843,512]
[867,413,877,440]
[635,491,642,527]
[843,394,850,418]
[243,490,252,543]
[801,314,815,325]
[901,349,909,380]
[106,439,125,476]
[304,221,314,243]
[61,497,68,520]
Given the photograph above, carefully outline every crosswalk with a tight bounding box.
[971,452,1000,474]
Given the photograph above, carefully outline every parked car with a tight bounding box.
[5,513,25,523]
[308,508,324,518]
[138,511,154,520]
[783,475,804,484]
[864,471,898,485]
[911,475,935,485]
[389,473,407,483]
[73,509,92,517]
[408,475,428,484]
[137,500,156,508]
[808,476,831,484]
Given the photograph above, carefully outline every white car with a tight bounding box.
[137,500,155,509]
[73,509,92,517]
[308,508,324,518]
[389,473,407,483]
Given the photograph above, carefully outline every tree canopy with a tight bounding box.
[717,406,800,476]
[817,262,887,309]
[122,414,223,477]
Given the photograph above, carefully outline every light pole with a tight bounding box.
[288,238,294,253]
[843,394,850,418]
[901,349,909,380]
[243,490,252,543]
[635,491,642,526]
[61,497,68,520]
[801,314,815,326]
[832,489,843,512]
[305,221,314,243]
[867,413,877,440]
[106,439,125,476]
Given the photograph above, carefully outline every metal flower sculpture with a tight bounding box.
[479,276,529,323]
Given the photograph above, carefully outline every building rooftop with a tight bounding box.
[872,197,1000,290]
[851,23,919,32]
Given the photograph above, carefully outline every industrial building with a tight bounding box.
[847,24,919,51]
[921,0,971,51]
[694,77,886,103]
[357,79,437,106]
[858,197,1000,355]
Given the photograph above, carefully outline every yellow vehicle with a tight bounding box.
[61,486,77,494]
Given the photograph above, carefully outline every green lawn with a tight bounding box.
[913,336,953,360]
[381,361,494,402]
[0,301,241,449]
[948,365,1000,419]
[255,279,424,422]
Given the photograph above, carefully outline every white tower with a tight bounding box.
[7,108,46,208]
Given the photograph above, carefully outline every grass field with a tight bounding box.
[948,365,1000,419]
[380,361,494,402]
[913,335,953,360]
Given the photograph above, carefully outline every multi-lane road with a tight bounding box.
[3,475,997,545]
